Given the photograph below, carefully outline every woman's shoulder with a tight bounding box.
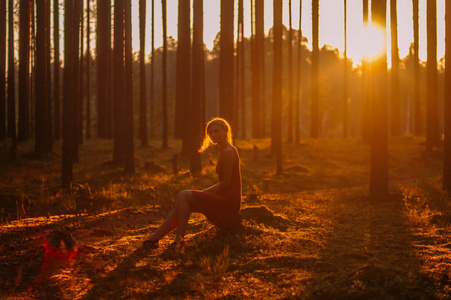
[221,144,239,158]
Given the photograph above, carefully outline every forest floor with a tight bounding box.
[0,137,450,299]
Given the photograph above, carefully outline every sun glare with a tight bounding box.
[360,25,386,60]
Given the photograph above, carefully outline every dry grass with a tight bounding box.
[0,137,450,299]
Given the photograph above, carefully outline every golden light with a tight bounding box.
[360,25,386,60]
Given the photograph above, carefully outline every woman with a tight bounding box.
[143,118,242,248]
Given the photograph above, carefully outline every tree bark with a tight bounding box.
[124,0,134,173]
[0,0,6,139]
[426,0,439,151]
[391,0,400,136]
[369,0,389,199]
[311,0,319,138]
[190,0,203,174]
[444,0,451,192]
[139,0,147,146]
[54,0,61,140]
[413,0,421,136]
[161,0,168,148]
[62,0,74,188]
[113,0,125,163]
[18,0,30,142]
[219,0,235,128]
[273,0,283,175]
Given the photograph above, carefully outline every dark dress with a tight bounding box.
[190,145,242,227]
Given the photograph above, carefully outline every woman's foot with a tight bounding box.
[142,239,159,249]
[168,239,185,251]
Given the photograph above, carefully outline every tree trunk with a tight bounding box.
[219,0,235,128]
[124,0,134,173]
[72,0,80,162]
[62,0,74,188]
[0,0,5,139]
[287,0,293,142]
[311,0,319,138]
[18,0,30,142]
[444,0,451,192]
[46,0,52,148]
[190,0,203,174]
[54,0,61,140]
[343,0,348,139]
[273,0,283,175]
[86,0,91,139]
[390,0,400,136]
[175,0,190,153]
[361,0,370,142]
[161,0,168,148]
[295,0,302,143]
[139,0,147,146]
[413,0,421,136]
[252,0,262,138]
[96,0,110,139]
[35,0,49,156]
[426,0,439,151]
[150,0,155,139]
[369,0,389,199]
[7,0,15,152]
[78,0,83,144]
[113,0,125,163]
[238,0,246,139]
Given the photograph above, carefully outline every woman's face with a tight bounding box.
[208,124,227,144]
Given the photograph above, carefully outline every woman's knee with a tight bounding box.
[177,190,192,203]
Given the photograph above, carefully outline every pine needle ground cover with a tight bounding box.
[0,137,450,299]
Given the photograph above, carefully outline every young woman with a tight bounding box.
[143,118,242,248]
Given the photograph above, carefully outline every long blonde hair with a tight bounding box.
[198,118,233,153]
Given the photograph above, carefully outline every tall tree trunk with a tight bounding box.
[113,0,125,163]
[124,0,134,173]
[96,0,110,139]
[139,0,147,146]
[444,0,451,192]
[62,0,74,188]
[238,0,246,139]
[273,0,283,175]
[287,0,293,142]
[190,0,203,174]
[219,0,235,128]
[361,0,370,142]
[18,0,30,142]
[78,0,83,144]
[343,0,348,138]
[390,0,400,136]
[426,0,439,151]
[175,0,190,153]
[311,0,319,138]
[46,0,52,148]
[72,0,80,162]
[252,0,262,138]
[150,0,155,139]
[161,0,168,148]
[7,0,15,155]
[413,0,421,136]
[35,0,49,156]
[295,0,302,143]
[54,0,61,140]
[86,0,91,139]
[0,0,5,139]
[369,0,388,199]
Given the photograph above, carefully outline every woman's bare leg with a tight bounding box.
[146,208,178,242]
[174,190,194,243]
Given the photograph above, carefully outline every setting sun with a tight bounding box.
[360,25,386,60]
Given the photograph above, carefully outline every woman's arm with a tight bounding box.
[202,182,220,193]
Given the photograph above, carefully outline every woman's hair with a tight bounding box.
[198,118,233,153]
